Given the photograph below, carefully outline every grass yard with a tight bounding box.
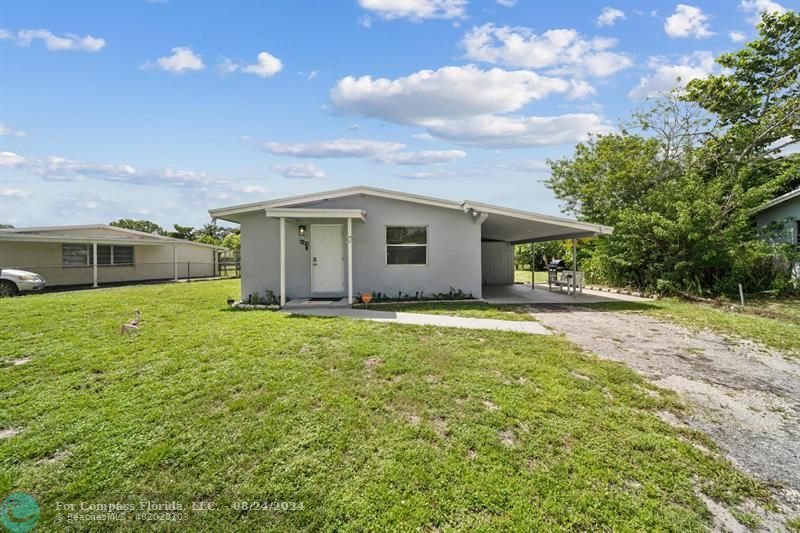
[585,298,800,356]
[514,270,549,284]
[0,280,771,531]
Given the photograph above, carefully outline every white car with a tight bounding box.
[0,268,46,296]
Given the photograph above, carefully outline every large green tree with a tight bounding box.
[546,12,799,296]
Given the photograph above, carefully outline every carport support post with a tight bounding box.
[571,238,577,297]
[279,217,286,307]
[347,217,353,305]
[531,243,535,291]
[173,245,178,281]
[92,242,98,288]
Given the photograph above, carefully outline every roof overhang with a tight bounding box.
[208,185,613,241]
[753,187,800,214]
[462,201,613,243]
[264,208,366,221]
[209,185,460,222]
[0,233,225,249]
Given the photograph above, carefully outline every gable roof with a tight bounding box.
[0,224,225,249]
[754,187,800,213]
[209,186,461,220]
[209,185,613,242]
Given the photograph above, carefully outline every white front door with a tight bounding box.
[311,224,344,293]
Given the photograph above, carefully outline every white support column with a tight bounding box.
[571,238,577,297]
[92,242,98,288]
[173,245,178,281]
[347,217,353,305]
[279,217,286,307]
[530,242,535,291]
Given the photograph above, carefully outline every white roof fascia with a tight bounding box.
[754,188,800,213]
[264,208,366,221]
[462,200,613,236]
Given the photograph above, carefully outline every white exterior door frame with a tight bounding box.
[310,224,345,294]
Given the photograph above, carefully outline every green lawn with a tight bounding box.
[0,280,770,531]
[584,298,800,356]
[514,270,549,284]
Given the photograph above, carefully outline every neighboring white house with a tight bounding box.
[0,225,224,288]
[209,186,613,306]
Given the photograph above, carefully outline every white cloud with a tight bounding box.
[665,4,714,38]
[377,150,466,165]
[461,24,632,77]
[331,64,572,125]
[0,151,270,192]
[420,114,614,147]
[628,51,716,100]
[0,151,26,167]
[596,7,625,27]
[148,46,206,74]
[358,15,373,28]
[151,47,205,73]
[729,31,748,42]
[232,185,271,194]
[217,57,240,75]
[264,138,465,165]
[496,0,516,6]
[272,162,327,179]
[0,123,27,137]
[0,188,30,198]
[568,79,597,99]
[358,0,466,21]
[218,51,283,78]
[6,29,105,51]
[331,64,612,147]
[740,0,787,24]
[264,139,405,158]
[241,51,283,78]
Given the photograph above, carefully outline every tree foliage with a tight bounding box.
[110,219,167,235]
[546,12,799,296]
[108,220,239,249]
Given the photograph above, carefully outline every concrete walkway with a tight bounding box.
[483,283,650,304]
[284,308,551,335]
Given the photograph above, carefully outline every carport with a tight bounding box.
[461,200,613,297]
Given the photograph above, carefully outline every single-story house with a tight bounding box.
[0,225,224,288]
[755,187,800,279]
[209,186,613,306]
[755,187,800,245]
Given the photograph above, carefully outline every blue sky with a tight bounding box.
[0,0,796,229]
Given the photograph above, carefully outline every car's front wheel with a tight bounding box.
[0,280,19,297]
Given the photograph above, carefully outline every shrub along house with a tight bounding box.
[209,186,613,306]
[0,225,224,288]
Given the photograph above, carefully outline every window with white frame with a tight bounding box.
[62,244,91,267]
[97,245,134,265]
[386,226,427,265]
[62,244,134,266]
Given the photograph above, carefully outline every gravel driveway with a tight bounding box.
[530,306,800,527]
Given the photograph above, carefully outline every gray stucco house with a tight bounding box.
[210,186,612,306]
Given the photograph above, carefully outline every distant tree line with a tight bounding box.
[109,219,240,251]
